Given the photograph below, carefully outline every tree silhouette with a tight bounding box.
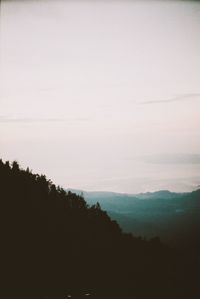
[1,159,199,299]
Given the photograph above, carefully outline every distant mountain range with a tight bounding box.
[67,188,200,247]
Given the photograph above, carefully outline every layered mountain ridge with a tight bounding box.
[68,188,200,246]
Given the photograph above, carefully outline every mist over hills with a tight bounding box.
[1,159,180,299]
[68,188,200,247]
[1,159,200,298]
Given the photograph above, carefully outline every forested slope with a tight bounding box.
[0,160,198,299]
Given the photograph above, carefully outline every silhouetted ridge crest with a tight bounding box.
[1,159,197,299]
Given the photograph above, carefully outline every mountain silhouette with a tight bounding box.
[73,189,200,246]
[1,159,199,298]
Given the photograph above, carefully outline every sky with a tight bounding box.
[1,0,200,193]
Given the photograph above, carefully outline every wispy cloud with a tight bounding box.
[139,93,200,105]
[0,116,65,123]
[0,116,91,124]
[141,153,200,165]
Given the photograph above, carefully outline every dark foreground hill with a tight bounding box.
[1,160,199,299]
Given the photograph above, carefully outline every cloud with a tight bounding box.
[0,116,91,123]
[0,116,65,123]
[141,153,200,164]
[139,93,200,105]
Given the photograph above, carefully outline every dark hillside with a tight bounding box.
[0,160,198,298]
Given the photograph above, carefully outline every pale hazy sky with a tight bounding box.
[1,0,200,193]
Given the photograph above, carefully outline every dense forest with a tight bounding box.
[1,160,199,298]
